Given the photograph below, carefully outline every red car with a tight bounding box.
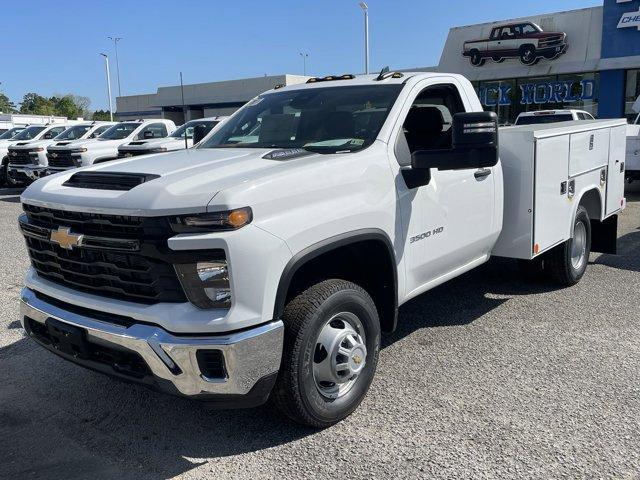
[463,22,567,66]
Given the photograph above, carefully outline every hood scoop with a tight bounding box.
[56,142,71,146]
[16,142,29,146]
[128,141,147,145]
[63,172,160,191]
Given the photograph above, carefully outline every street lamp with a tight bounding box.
[299,52,309,76]
[108,36,123,97]
[99,53,114,121]
[359,2,369,74]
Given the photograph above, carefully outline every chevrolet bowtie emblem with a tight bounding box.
[50,227,83,250]
[51,153,58,158]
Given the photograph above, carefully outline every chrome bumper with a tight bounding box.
[8,165,47,180]
[20,288,284,398]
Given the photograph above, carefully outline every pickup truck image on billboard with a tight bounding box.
[463,22,567,66]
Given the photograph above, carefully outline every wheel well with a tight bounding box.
[519,44,535,52]
[579,188,602,220]
[276,236,397,334]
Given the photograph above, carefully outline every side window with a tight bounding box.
[90,125,111,138]
[577,113,587,120]
[44,127,65,139]
[138,123,168,140]
[394,83,465,167]
[585,113,594,120]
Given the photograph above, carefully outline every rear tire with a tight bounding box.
[271,279,381,428]
[545,206,591,286]
[469,50,486,67]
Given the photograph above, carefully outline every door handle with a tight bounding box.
[474,168,491,180]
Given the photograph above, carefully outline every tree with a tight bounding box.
[0,92,16,113]
[91,110,112,121]
[19,93,56,116]
[52,95,82,119]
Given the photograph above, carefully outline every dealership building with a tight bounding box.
[116,0,640,125]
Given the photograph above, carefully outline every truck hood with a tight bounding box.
[10,139,52,150]
[21,147,321,216]
[120,137,184,151]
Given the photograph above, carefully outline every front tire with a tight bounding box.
[271,279,381,428]
[519,45,539,65]
[546,206,591,286]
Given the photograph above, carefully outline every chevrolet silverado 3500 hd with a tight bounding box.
[18,72,626,427]
[7,122,115,185]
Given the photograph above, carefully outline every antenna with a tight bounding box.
[376,66,390,81]
[180,72,188,150]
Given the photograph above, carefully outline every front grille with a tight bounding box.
[47,151,76,168]
[21,204,187,304]
[539,36,564,47]
[8,151,35,165]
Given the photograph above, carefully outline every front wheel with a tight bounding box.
[546,206,591,286]
[271,279,381,428]
[519,45,539,65]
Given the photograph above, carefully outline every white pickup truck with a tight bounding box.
[1,124,68,185]
[45,119,176,173]
[627,113,640,183]
[7,122,115,185]
[117,117,227,159]
[18,72,626,427]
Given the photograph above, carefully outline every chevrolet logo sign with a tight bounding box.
[50,227,83,250]
[50,152,58,158]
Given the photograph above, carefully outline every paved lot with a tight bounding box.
[0,185,639,480]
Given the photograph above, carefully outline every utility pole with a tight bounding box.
[99,53,114,121]
[299,52,309,76]
[359,2,369,74]
[108,36,123,97]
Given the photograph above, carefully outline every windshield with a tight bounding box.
[54,125,92,140]
[0,127,25,140]
[200,84,403,153]
[171,120,218,139]
[98,122,140,140]
[12,126,46,140]
[515,114,573,125]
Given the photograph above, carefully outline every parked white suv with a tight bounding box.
[514,109,595,125]
[7,122,115,185]
[118,117,227,158]
[46,119,176,173]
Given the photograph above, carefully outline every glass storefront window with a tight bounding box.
[474,72,600,125]
[625,69,640,122]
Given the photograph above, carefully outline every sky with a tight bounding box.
[0,0,602,111]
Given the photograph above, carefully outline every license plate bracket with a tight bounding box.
[46,318,90,359]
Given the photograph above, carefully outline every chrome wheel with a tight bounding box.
[571,221,587,270]
[312,312,367,400]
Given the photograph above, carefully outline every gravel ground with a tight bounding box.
[0,185,639,480]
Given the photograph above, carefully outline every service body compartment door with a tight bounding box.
[605,125,626,216]
[534,136,572,254]
[569,128,609,177]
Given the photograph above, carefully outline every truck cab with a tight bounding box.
[7,122,116,185]
[117,117,227,158]
[46,119,176,173]
[17,72,625,428]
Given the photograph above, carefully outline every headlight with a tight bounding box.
[149,147,167,153]
[29,147,44,153]
[70,148,87,154]
[170,207,252,232]
[175,259,231,309]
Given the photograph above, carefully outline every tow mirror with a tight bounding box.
[412,111,499,171]
[192,124,209,145]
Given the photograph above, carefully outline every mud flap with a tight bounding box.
[591,215,618,255]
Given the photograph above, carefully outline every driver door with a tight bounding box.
[391,79,497,300]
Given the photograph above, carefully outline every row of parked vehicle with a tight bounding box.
[0,116,226,186]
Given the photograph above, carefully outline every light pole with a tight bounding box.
[359,2,369,74]
[99,53,114,121]
[299,52,309,76]
[108,36,123,97]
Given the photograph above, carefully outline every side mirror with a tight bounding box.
[412,111,499,171]
[192,124,209,145]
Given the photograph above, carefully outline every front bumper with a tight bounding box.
[8,165,48,182]
[20,287,284,406]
